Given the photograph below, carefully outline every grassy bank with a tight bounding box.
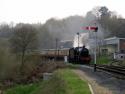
[57,69,91,94]
[4,69,90,94]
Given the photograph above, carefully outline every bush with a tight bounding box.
[0,47,19,81]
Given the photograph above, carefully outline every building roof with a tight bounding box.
[105,36,125,41]
[104,37,125,45]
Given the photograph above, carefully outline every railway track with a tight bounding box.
[94,64,125,79]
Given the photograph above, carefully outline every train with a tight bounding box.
[68,46,91,64]
[40,48,69,60]
[39,46,91,64]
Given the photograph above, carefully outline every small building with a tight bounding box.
[100,37,125,54]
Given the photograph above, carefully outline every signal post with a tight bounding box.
[83,26,98,72]
[94,27,98,72]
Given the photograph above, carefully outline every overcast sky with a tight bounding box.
[0,0,125,24]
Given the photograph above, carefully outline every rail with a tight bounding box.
[91,64,125,79]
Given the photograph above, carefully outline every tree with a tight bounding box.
[97,6,125,38]
[35,24,55,49]
[88,6,125,38]
[10,24,38,73]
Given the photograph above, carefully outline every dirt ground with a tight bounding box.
[73,69,113,94]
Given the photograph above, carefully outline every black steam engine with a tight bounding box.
[68,46,91,64]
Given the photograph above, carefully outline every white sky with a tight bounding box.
[0,0,125,24]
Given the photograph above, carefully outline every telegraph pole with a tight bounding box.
[55,38,58,60]
[77,32,80,62]
[77,32,80,48]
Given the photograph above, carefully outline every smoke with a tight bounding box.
[73,33,90,49]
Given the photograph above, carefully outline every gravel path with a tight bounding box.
[73,65,125,94]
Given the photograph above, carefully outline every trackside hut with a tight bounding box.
[100,37,125,54]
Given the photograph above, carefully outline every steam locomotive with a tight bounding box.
[68,46,91,64]
[39,46,91,64]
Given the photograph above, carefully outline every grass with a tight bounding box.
[96,55,110,64]
[57,69,91,94]
[4,82,40,94]
[66,63,80,69]
[4,69,90,94]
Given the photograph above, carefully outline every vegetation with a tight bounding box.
[97,7,125,38]
[4,69,91,94]
[97,55,110,64]
[66,63,80,69]
[9,24,38,74]
[0,39,19,81]
[57,69,91,94]
[5,83,40,94]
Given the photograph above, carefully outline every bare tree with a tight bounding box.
[10,24,38,73]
